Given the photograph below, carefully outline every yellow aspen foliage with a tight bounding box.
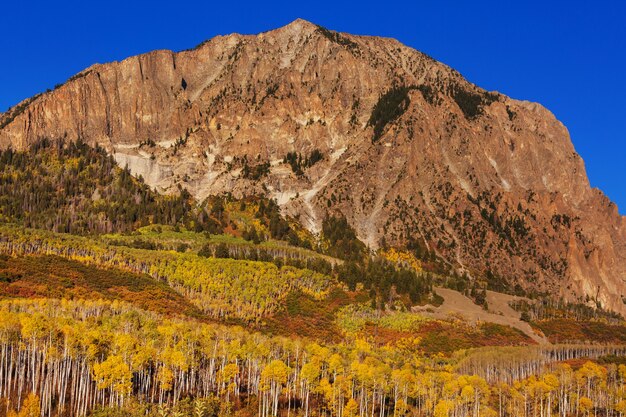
[157,367,175,391]
[0,224,333,322]
[9,393,41,417]
[434,399,453,417]
[301,360,321,382]
[395,336,422,353]
[219,363,239,385]
[343,398,359,417]
[578,397,593,414]
[577,361,606,384]
[481,406,499,417]
[542,372,559,390]
[317,377,333,402]
[353,338,372,357]
[328,353,344,374]
[260,359,290,390]
[460,384,475,403]
[1,297,625,417]
[93,354,133,395]
[380,248,422,273]
[394,398,409,416]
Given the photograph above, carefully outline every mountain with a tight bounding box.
[1,19,624,315]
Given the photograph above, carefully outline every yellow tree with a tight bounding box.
[344,398,359,417]
[434,399,453,417]
[576,361,606,400]
[8,393,41,417]
[300,359,321,417]
[93,355,133,405]
[578,397,593,417]
[260,359,290,417]
[540,372,559,417]
[218,363,239,401]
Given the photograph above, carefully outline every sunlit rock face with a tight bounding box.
[1,19,624,314]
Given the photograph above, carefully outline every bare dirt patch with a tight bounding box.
[413,287,548,344]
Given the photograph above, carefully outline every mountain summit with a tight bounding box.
[1,20,624,314]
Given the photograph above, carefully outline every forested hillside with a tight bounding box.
[0,139,195,234]
[1,299,625,417]
[0,225,334,322]
[0,139,625,417]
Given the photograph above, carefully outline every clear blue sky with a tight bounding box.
[1,1,624,213]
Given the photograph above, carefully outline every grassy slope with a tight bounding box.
[334,302,535,355]
[532,319,626,344]
[416,321,534,355]
[2,224,624,351]
[0,224,336,322]
[0,254,202,318]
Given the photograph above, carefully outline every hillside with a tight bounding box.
[1,19,624,315]
[1,216,625,416]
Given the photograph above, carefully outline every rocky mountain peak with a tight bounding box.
[274,18,319,33]
[0,21,624,315]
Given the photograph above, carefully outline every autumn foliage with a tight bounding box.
[0,298,625,417]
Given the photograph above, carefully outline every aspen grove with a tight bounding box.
[1,299,625,417]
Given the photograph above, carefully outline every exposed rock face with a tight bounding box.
[1,19,624,314]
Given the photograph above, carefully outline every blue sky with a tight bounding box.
[1,1,624,213]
